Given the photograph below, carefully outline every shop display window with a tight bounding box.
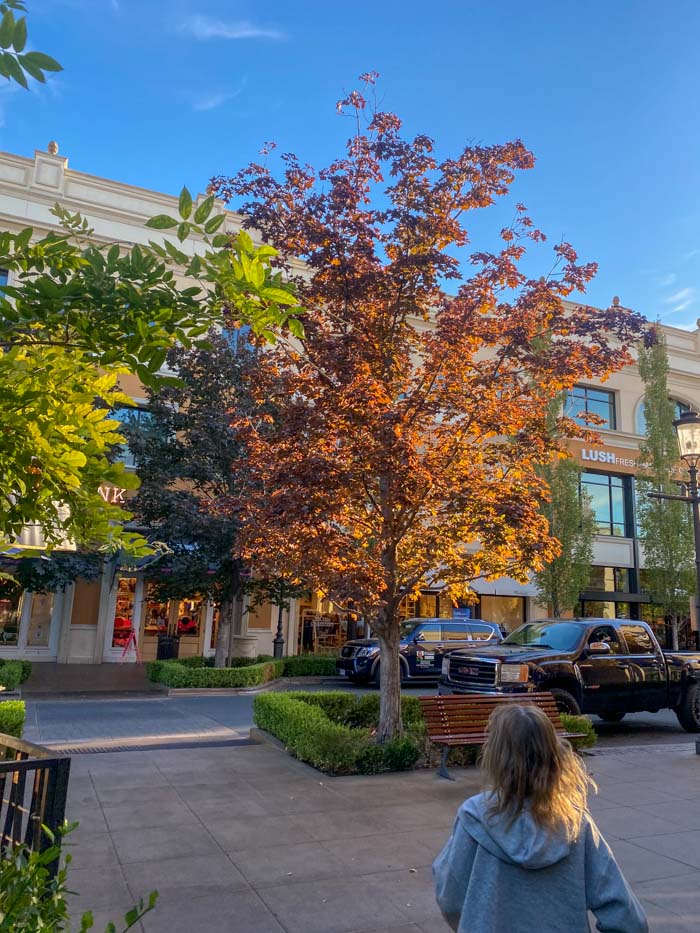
[0,586,22,646]
[142,585,170,639]
[112,577,136,648]
[26,592,53,648]
[176,598,202,637]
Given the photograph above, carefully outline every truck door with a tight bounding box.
[578,625,631,713]
[618,623,667,711]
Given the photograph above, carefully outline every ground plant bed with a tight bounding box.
[253,691,596,776]
[145,654,337,689]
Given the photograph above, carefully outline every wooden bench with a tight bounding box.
[419,693,584,779]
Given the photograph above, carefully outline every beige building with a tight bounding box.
[2,146,700,664]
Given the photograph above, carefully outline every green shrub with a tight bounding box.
[0,827,157,931]
[19,660,32,683]
[148,659,284,688]
[561,713,597,750]
[0,700,25,738]
[0,660,24,691]
[282,655,337,677]
[253,692,423,775]
[177,655,214,668]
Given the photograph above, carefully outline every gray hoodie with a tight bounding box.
[433,793,648,933]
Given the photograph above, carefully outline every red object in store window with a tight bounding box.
[177,616,198,635]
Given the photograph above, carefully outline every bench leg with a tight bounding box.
[437,746,455,781]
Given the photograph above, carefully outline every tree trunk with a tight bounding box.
[376,626,403,743]
[671,617,680,651]
[214,599,233,668]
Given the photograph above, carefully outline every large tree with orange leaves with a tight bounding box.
[213,75,649,741]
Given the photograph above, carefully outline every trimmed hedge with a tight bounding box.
[0,661,24,691]
[253,691,421,775]
[146,653,336,688]
[0,700,25,738]
[146,659,284,688]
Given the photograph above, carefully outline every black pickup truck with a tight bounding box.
[439,617,700,731]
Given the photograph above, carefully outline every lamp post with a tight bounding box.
[648,411,700,652]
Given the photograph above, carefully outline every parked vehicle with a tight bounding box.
[336,617,502,685]
[439,617,700,730]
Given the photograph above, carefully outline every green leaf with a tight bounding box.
[261,286,297,306]
[177,222,191,243]
[204,213,226,234]
[2,50,27,88]
[248,259,265,288]
[13,226,31,250]
[211,233,230,248]
[21,51,62,72]
[145,214,178,230]
[288,318,305,339]
[0,10,14,49]
[238,229,254,253]
[194,195,214,224]
[107,243,120,265]
[11,14,25,51]
[178,186,193,220]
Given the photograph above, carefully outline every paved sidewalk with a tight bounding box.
[61,740,700,932]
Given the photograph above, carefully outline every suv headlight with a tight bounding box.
[356,647,379,658]
[500,663,529,683]
[441,657,450,677]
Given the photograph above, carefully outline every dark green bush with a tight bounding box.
[0,700,25,737]
[561,713,597,750]
[253,692,423,775]
[282,655,337,676]
[148,659,284,688]
[177,655,215,668]
[20,660,32,683]
[0,660,24,691]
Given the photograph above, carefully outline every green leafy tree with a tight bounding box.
[0,197,302,556]
[0,2,61,89]
[534,397,595,617]
[636,331,696,649]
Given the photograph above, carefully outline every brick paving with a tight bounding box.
[63,740,700,932]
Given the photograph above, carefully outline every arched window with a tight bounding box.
[635,398,691,436]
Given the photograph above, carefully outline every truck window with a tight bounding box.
[587,625,623,654]
[620,624,655,655]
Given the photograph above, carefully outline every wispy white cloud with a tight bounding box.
[684,248,700,261]
[663,286,695,313]
[656,272,676,287]
[190,76,247,113]
[181,15,285,41]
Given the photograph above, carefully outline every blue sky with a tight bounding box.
[6,0,700,327]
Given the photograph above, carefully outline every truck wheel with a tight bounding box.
[598,711,626,723]
[675,682,700,733]
[550,688,581,716]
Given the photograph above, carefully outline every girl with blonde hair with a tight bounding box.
[433,703,647,933]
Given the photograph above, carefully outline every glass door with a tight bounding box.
[103,576,144,662]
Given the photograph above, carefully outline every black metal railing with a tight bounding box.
[0,732,71,877]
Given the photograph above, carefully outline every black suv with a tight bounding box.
[336,617,501,685]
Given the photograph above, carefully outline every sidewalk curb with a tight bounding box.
[166,675,346,698]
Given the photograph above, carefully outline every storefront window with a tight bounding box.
[26,593,53,648]
[112,577,136,648]
[0,585,22,646]
[176,597,202,637]
[142,585,170,640]
[479,596,524,632]
[580,472,628,536]
[418,593,438,618]
[579,600,631,620]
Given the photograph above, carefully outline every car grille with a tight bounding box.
[341,645,358,658]
[448,657,498,688]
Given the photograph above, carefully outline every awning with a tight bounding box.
[468,576,538,598]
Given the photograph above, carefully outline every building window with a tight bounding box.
[0,583,22,646]
[565,385,616,430]
[111,406,152,469]
[635,398,691,436]
[580,472,629,536]
[586,567,631,593]
[579,600,631,620]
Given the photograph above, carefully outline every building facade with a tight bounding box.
[2,145,700,663]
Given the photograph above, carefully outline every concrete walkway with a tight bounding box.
[63,741,700,932]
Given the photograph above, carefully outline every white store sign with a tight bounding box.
[581,449,637,468]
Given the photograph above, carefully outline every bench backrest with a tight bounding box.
[420,693,566,740]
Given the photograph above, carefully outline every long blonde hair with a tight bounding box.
[481,704,594,842]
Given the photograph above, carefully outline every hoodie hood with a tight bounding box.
[459,793,572,870]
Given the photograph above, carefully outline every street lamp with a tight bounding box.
[649,411,700,653]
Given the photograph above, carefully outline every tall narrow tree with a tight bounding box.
[534,397,595,617]
[213,75,649,741]
[636,332,695,649]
